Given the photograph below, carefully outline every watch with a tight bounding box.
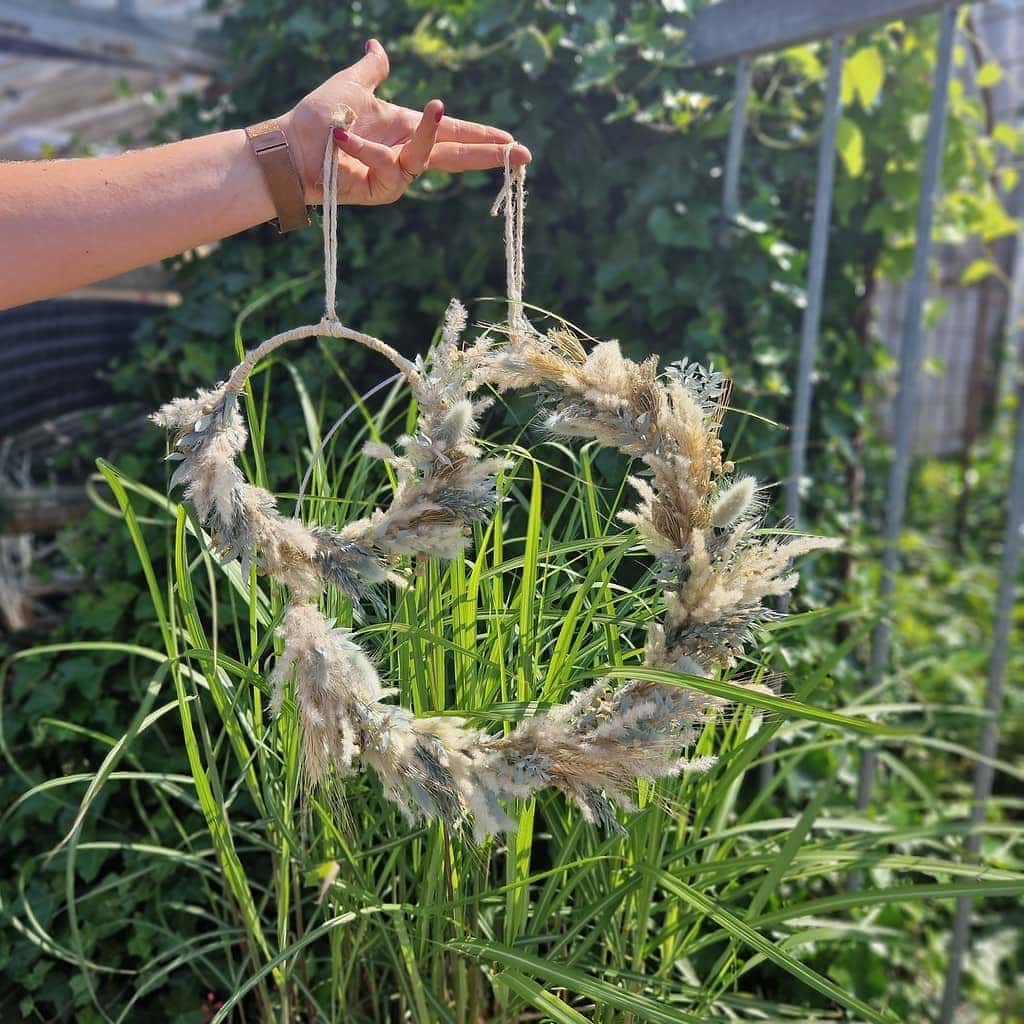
[244,119,311,234]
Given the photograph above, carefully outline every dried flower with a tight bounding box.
[711,475,758,529]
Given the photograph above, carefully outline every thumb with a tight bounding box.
[345,38,390,91]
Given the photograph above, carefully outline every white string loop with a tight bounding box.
[490,142,531,344]
[222,126,419,396]
[322,129,340,322]
[227,124,532,399]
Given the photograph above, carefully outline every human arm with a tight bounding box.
[0,40,531,310]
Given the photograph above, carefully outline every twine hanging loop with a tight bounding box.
[490,142,531,344]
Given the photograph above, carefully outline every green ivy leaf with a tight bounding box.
[975,60,1003,88]
[783,44,825,81]
[960,258,996,285]
[979,199,1019,242]
[841,46,884,109]
[515,26,551,79]
[993,122,1022,152]
[836,117,865,177]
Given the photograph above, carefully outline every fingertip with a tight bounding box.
[511,143,532,165]
[364,38,390,75]
[422,99,444,125]
[333,128,366,158]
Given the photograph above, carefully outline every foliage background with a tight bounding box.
[2,1,1022,1021]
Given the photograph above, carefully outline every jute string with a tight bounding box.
[226,131,529,396]
[225,126,418,394]
[322,129,340,322]
[490,142,531,344]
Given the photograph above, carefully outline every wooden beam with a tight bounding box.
[686,0,973,66]
[0,0,217,72]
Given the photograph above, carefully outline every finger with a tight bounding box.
[335,160,376,205]
[397,106,513,145]
[333,127,394,169]
[398,100,444,178]
[437,115,513,145]
[346,38,390,91]
[426,141,532,173]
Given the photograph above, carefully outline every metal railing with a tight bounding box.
[690,2,1021,1019]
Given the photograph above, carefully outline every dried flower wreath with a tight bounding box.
[153,116,839,840]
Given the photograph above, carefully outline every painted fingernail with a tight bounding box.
[333,127,349,143]
[435,101,445,123]
[364,40,372,54]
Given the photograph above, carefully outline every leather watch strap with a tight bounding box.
[245,120,311,234]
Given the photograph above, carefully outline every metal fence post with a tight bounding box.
[855,0,959,819]
[721,54,752,222]
[784,35,847,531]
[938,229,1024,1023]
[762,35,847,789]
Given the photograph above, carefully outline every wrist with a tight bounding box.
[245,117,312,232]
[235,127,278,224]
[279,107,325,206]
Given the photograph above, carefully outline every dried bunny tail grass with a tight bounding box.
[472,303,840,620]
[711,475,759,529]
[153,389,378,603]
[442,298,468,347]
[673,530,843,630]
[269,601,506,839]
[269,601,472,821]
[153,291,508,601]
[466,288,842,807]
[150,383,231,433]
[153,323,725,840]
[151,387,252,563]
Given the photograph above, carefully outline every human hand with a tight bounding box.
[281,39,532,206]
